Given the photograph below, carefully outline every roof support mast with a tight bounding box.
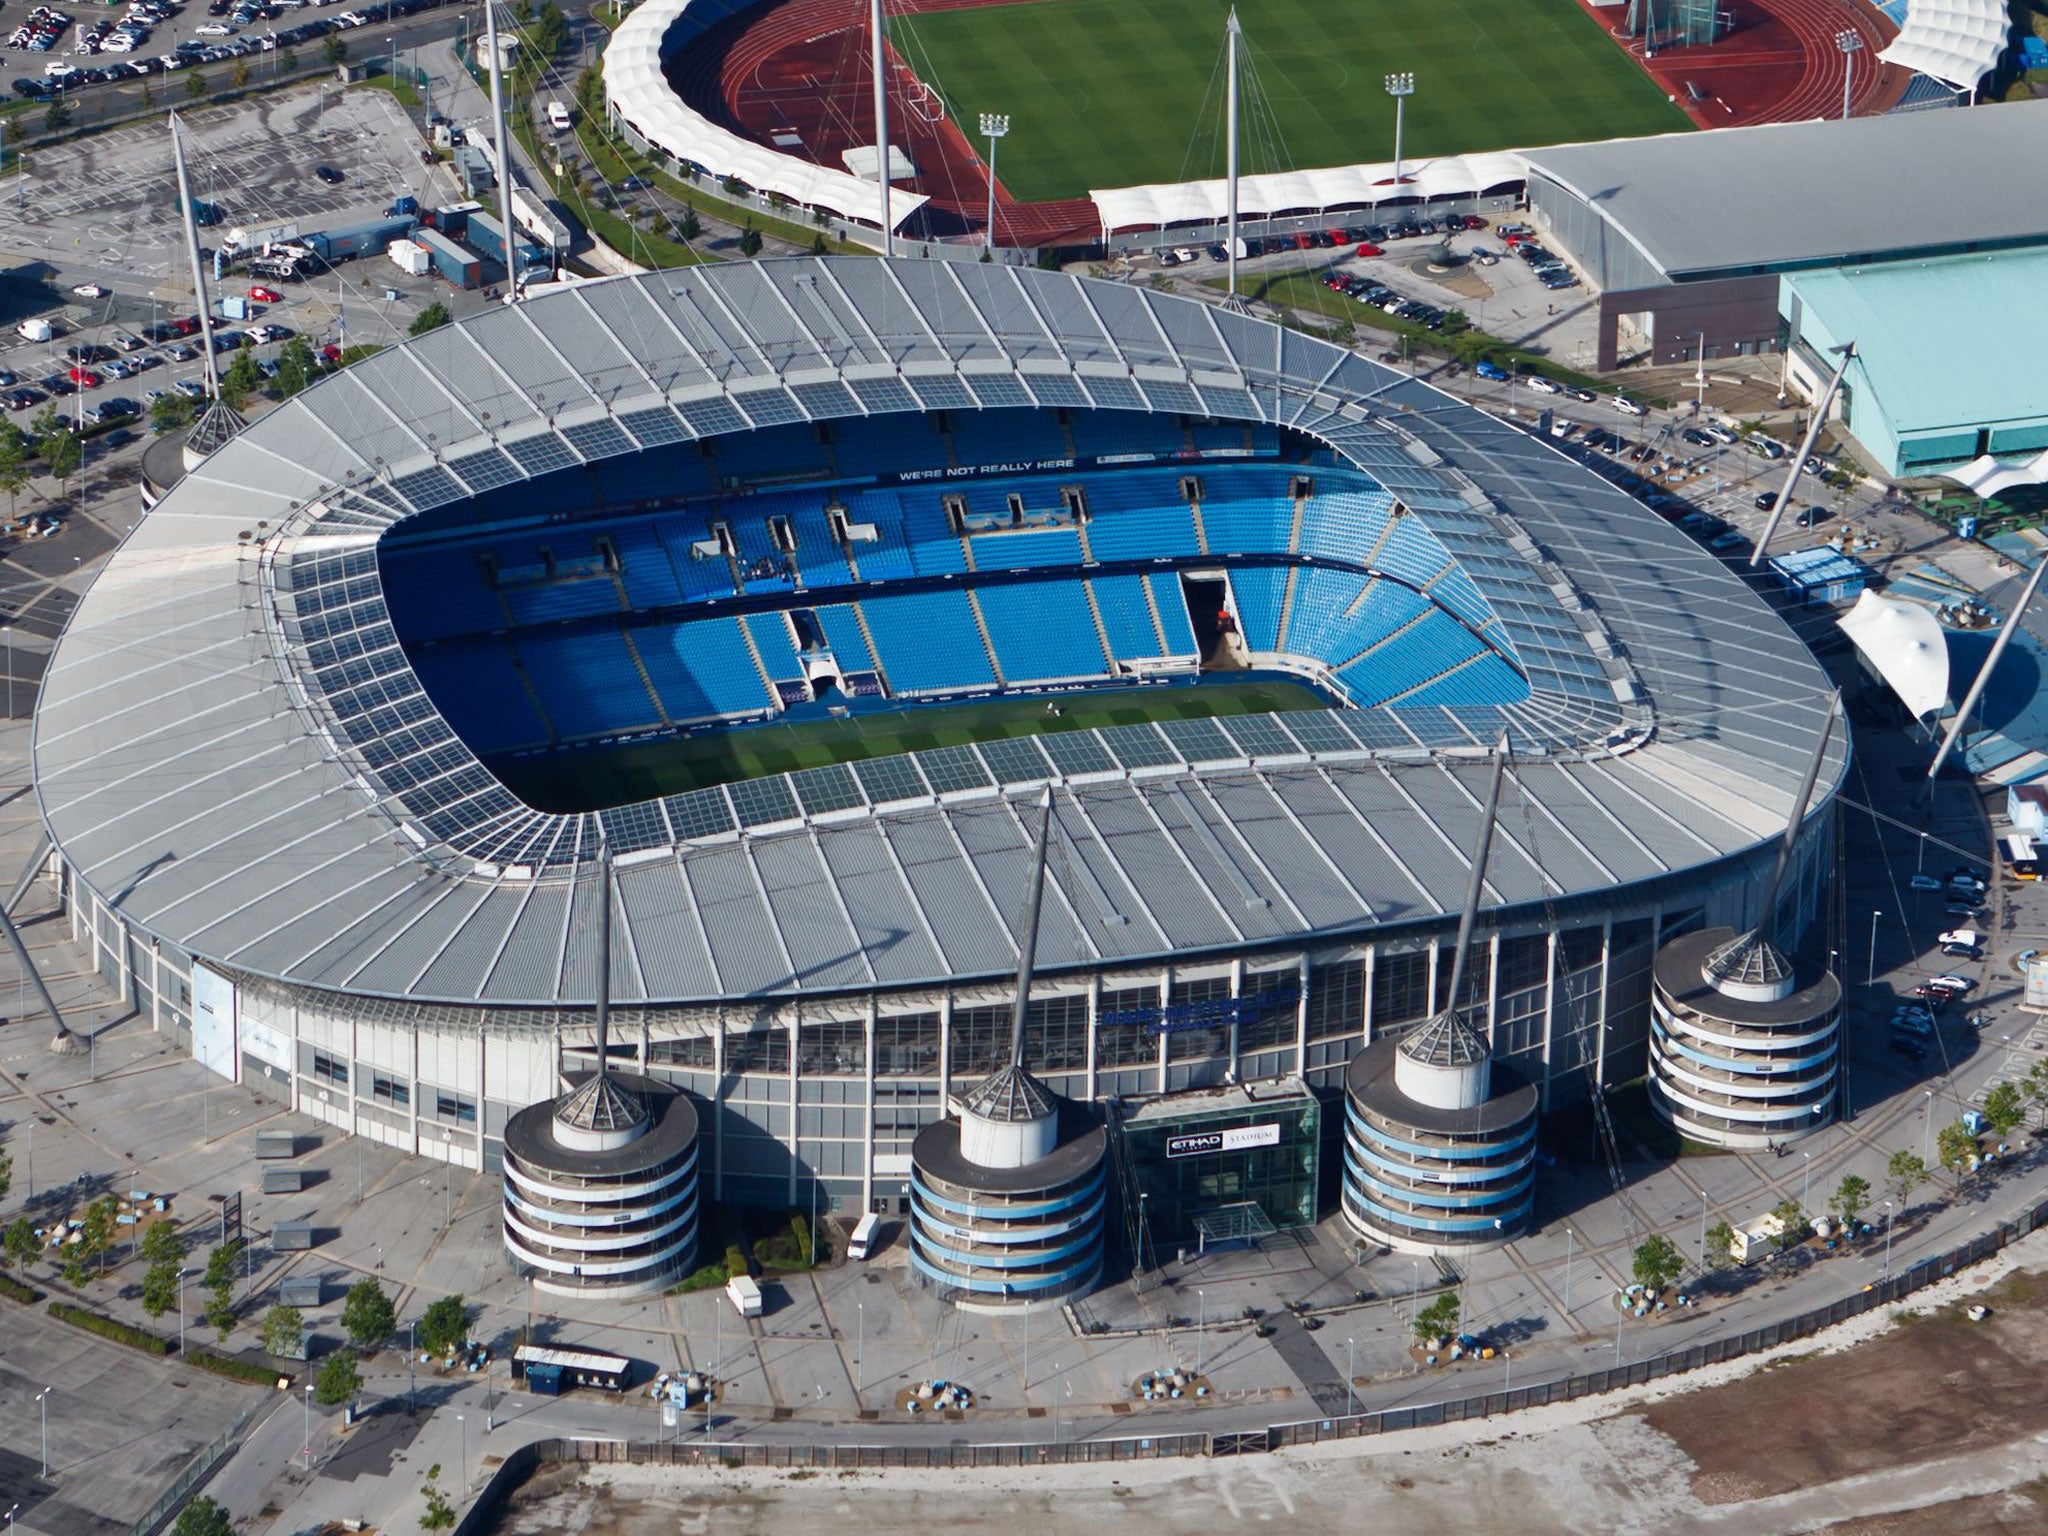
[482,0,517,298]
[1750,343,1855,567]
[1225,8,1241,304]
[1439,730,1511,1021]
[169,112,223,401]
[871,0,892,256]
[1006,788,1055,1069]
[1929,560,2046,780]
[594,837,613,1081]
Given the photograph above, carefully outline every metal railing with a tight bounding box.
[133,1393,274,1536]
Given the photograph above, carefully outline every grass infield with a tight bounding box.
[497,677,1330,809]
[891,0,1689,202]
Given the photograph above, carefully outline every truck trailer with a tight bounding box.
[466,210,550,281]
[304,214,419,267]
[414,227,481,290]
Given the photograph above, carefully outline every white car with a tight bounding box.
[44,58,78,76]
[70,282,108,298]
[194,21,235,34]
[172,377,207,398]
[1925,975,1976,994]
[1613,395,1648,417]
[1938,928,1982,949]
[1525,375,1561,394]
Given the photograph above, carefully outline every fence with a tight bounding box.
[132,1393,274,1536]
[535,1432,1212,1469]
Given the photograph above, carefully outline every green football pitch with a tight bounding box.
[497,678,1329,811]
[890,0,1689,203]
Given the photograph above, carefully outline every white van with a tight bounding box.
[15,318,54,343]
[545,100,572,133]
[848,1212,880,1261]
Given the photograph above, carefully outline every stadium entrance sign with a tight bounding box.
[1166,1123,1281,1158]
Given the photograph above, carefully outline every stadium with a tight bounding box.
[30,259,1843,1289]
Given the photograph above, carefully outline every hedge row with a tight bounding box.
[47,1301,174,1354]
[0,1273,43,1305]
[189,1350,283,1386]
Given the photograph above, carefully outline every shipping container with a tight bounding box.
[414,227,481,290]
[467,211,550,279]
[387,239,432,278]
[304,214,418,266]
[261,1166,304,1194]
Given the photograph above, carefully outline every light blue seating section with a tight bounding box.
[1078,476,1203,559]
[410,636,550,753]
[814,604,874,670]
[1283,567,1370,659]
[1228,567,1289,653]
[1399,652,1530,708]
[1197,488,1292,558]
[745,611,805,681]
[1148,575,1199,653]
[513,628,660,738]
[1337,612,1488,704]
[638,617,775,720]
[1298,485,1398,560]
[970,525,1083,570]
[1375,517,1453,588]
[976,582,1107,681]
[1091,575,1164,659]
[859,590,996,693]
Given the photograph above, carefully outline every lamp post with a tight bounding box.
[178,1267,188,1356]
[37,1386,51,1477]
[1384,73,1414,188]
[1563,1227,1574,1319]
[302,1383,314,1470]
[1801,1152,1813,1214]
[1345,1337,1355,1416]
[1882,1200,1895,1280]
[1697,1191,1708,1271]
[408,1319,417,1410]
[978,112,1009,253]
[856,1300,864,1390]
[457,1413,467,1493]
[1867,909,1882,986]
[1196,1288,1205,1374]
[1835,29,1864,120]
[1923,1088,1935,1163]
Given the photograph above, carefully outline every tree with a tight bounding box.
[206,1287,237,1338]
[280,46,298,73]
[408,302,451,338]
[43,95,72,134]
[140,1220,183,1269]
[219,347,261,409]
[79,1195,118,1273]
[1936,1119,1981,1181]
[2024,1057,2048,1127]
[276,337,315,398]
[419,1464,456,1532]
[1413,1290,1460,1344]
[230,59,252,90]
[737,222,762,258]
[138,80,153,111]
[185,70,208,102]
[416,1293,468,1356]
[1439,308,1470,335]
[1631,1233,1685,1291]
[1703,1220,1735,1270]
[315,1350,361,1406]
[170,1495,234,1536]
[679,207,702,242]
[1770,1198,1809,1251]
[264,1304,305,1358]
[3,1214,37,1270]
[40,420,80,492]
[1982,1081,2026,1139]
[323,30,347,65]
[1887,1148,1930,1205]
[342,1276,395,1348]
[0,1144,10,1206]
[151,392,197,435]
[0,422,28,520]
[141,1262,180,1319]
[202,1237,243,1293]
[1829,1173,1871,1231]
[811,233,828,256]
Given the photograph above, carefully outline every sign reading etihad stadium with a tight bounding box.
[1165,1123,1281,1158]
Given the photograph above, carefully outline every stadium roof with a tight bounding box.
[33,259,1842,1009]
[1518,101,2048,282]
[1090,153,1528,235]
[1880,0,2008,89]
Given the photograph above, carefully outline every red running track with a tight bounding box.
[673,0,1099,247]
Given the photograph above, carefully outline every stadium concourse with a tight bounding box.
[30,259,1842,1293]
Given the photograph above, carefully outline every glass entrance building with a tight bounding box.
[1113,1078,1320,1251]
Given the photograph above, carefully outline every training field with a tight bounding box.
[891,0,1690,202]
[501,678,1329,810]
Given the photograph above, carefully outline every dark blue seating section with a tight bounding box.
[409,636,549,754]
[636,617,776,721]
[975,581,1107,682]
[513,629,661,739]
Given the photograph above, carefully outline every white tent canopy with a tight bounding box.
[1090,152,1528,234]
[602,0,927,235]
[1838,589,1952,720]
[1945,447,2048,500]
[1879,0,2008,90]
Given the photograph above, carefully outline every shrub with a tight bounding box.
[0,1272,42,1304]
[48,1301,174,1354]
[188,1350,280,1385]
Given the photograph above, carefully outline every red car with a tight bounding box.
[249,285,282,304]
[69,366,101,388]
[172,315,202,336]
[1355,242,1384,258]
[320,343,342,363]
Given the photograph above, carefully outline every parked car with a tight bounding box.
[1613,395,1647,417]
[1474,361,1509,382]
[1525,375,1561,395]
[313,163,343,184]
[249,285,283,303]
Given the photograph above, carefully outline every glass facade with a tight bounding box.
[1116,1084,1321,1249]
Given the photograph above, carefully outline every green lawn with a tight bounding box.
[891,0,1689,202]
[497,678,1328,809]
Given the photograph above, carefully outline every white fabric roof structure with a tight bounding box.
[1090,153,1528,234]
[1879,0,2008,89]
[602,0,927,235]
[1837,589,1951,720]
[1945,446,2048,499]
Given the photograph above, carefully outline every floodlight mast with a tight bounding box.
[1750,342,1855,567]
[594,838,613,1081]
[871,0,892,256]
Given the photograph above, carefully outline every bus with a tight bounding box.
[2002,833,2040,880]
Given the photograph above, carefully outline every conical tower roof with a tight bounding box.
[1399,1009,1491,1069]
[183,400,247,467]
[555,1071,648,1136]
[960,1062,1055,1124]
[1702,930,1794,996]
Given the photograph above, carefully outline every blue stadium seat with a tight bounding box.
[512,628,662,738]
[1080,476,1203,560]
[638,617,777,720]
[814,604,874,670]
[1064,410,1192,461]
[1375,516,1455,588]
[410,636,550,753]
[858,590,997,694]
[1091,575,1163,659]
[1297,486,1397,562]
[381,554,505,641]
[1148,574,1199,654]
[948,409,1067,467]
[503,578,625,627]
[1398,652,1528,708]
[976,580,1108,681]
[969,524,1083,571]
[745,611,805,681]
[830,417,952,479]
[1228,567,1288,652]
[1335,612,1487,705]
